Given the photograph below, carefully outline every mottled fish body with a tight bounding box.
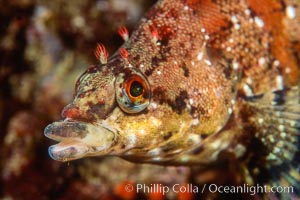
[45,0,300,198]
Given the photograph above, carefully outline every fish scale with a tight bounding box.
[44,0,300,198]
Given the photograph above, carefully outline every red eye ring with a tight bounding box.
[115,68,151,113]
[125,75,148,102]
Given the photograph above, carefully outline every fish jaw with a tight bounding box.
[44,104,208,164]
[44,120,117,161]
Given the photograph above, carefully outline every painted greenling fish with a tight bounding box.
[45,0,300,197]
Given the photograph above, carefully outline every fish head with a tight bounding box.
[44,58,161,162]
[44,51,236,164]
[43,57,165,162]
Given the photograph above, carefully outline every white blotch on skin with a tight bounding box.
[286,5,296,19]
[231,15,239,24]
[246,77,253,85]
[184,5,189,11]
[149,102,157,110]
[290,120,296,127]
[273,60,280,67]
[228,108,233,114]
[157,70,162,75]
[233,61,239,70]
[189,98,194,105]
[207,109,212,115]
[139,64,144,68]
[148,148,161,156]
[234,23,240,30]
[150,117,162,127]
[258,118,264,124]
[266,153,277,161]
[258,57,266,66]
[214,88,222,97]
[233,144,246,158]
[277,141,284,148]
[226,46,232,52]
[211,140,221,149]
[243,84,254,96]
[172,149,183,154]
[152,157,162,161]
[231,15,241,30]
[186,104,191,111]
[275,111,282,117]
[127,134,137,148]
[188,134,201,144]
[244,9,251,16]
[191,118,199,126]
[191,61,195,66]
[285,67,291,74]
[204,34,210,40]
[201,28,206,33]
[197,52,203,60]
[280,132,287,138]
[268,135,275,143]
[139,129,145,135]
[254,17,264,27]
[276,75,284,90]
[229,38,234,43]
[204,59,212,66]
[273,147,281,154]
[278,124,284,132]
[180,156,190,163]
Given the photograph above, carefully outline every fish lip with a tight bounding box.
[48,141,89,162]
[44,119,117,161]
[44,119,90,141]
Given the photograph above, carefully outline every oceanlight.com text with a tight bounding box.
[124,183,294,196]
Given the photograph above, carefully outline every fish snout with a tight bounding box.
[61,103,81,119]
[61,100,114,121]
[61,103,97,122]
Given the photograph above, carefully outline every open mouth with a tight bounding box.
[44,119,116,161]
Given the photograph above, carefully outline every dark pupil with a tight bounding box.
[130,81,144,97]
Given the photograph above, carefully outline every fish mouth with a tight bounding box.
[44,119,117,161]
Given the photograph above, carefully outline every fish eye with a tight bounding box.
[129,81,144,97]
[115,68,151,113]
